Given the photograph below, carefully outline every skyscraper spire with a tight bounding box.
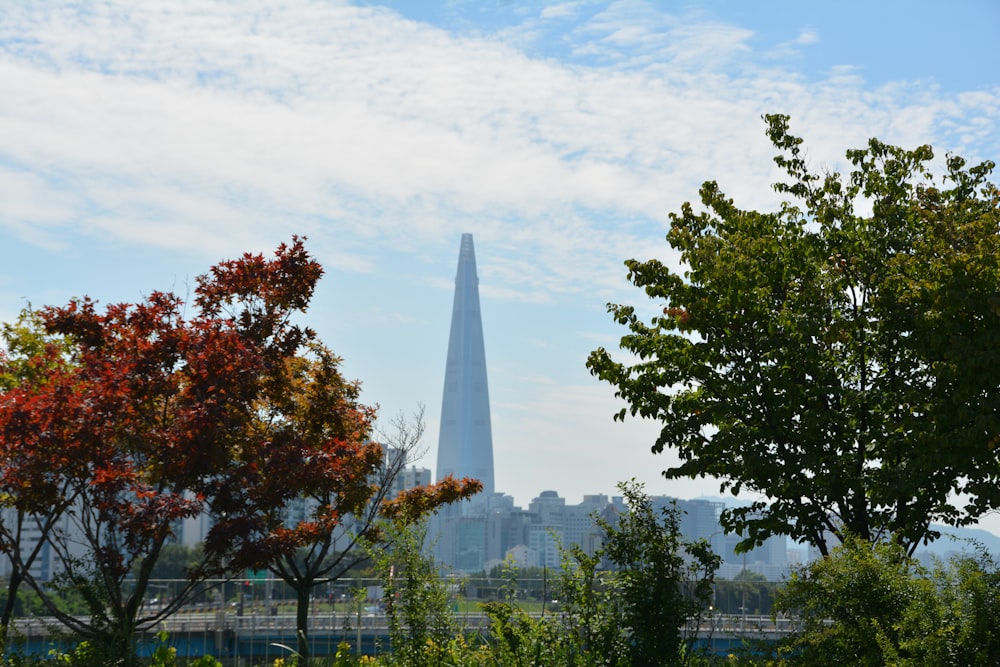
[436,233,495,495]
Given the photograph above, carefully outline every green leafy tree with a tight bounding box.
[770,539,1000,667]
[926,550,1000,666]
[555,544,627,664]
[588,114,1000,556]
[484,482,719,667]
[597,481,720,667]
[369,476,481,666]
[370,519,457,667]
[713,569,775,616]
[774,537,927,665]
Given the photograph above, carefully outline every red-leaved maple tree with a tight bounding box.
[0,240,341,662]
[0,308,81,650]
[0,238,482,664]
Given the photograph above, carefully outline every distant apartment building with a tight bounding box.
[433,491,609,573]
[177,446,432,549]
[0,505,87,584]
[387,464,432,500]
[427,488,789,578]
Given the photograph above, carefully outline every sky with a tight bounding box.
[2,1,999,530]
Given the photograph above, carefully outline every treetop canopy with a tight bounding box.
[588,114,1000,557]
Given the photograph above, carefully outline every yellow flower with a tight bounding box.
[335,641,353,659]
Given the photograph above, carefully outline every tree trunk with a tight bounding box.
[295,584,311,660]
[0,569,22,652]
[104,596,142,667]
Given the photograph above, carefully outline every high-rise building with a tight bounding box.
[427,236,791,578]
[436,233,495,495]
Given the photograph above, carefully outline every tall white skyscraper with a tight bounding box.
[435,233,495,495]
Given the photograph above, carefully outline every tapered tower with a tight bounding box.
[436,234,495,494]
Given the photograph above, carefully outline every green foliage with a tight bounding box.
[929,551,1000,665]
[31,632,223,667]
[0,583,88,618]
[474,558,619,667]
[0,305,70,390]
[368,519,456,667]
[45,638,124,667]
[481,599,571,667]
[147,631,178,667]
[771,538,1000,667]
[555,544,628,663]
[0,654,58,667]
[360,480,719,667]
[479,481,720,667]
[588,114,1000,556]
[712,570,777,616]
[184,656,223,667]
[596,481,720,667]
[775,537,925,665]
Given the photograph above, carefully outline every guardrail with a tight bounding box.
[1,574,793,661]
[5,609,795,660]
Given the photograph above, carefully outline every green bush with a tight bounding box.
[770,537,1000,667]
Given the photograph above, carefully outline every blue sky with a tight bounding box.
[2,1,999,529]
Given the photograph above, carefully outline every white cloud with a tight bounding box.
[0,0,996,309]
[540,1,587,21]
[367,306,421,326]
[0,167,82,249]
[794,28,819,45]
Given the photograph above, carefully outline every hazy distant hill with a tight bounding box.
[692,496,1000,559]
[916,525,1000,560]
